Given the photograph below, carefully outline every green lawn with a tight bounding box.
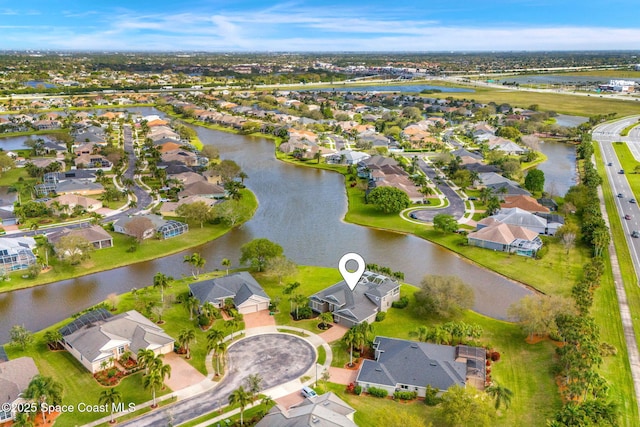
[5,333,170,427]
[0,189,258,292]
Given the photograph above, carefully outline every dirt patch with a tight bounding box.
[525,335,563,347]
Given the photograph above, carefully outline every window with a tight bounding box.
[118,346,125,354]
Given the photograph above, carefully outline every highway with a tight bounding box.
[593,117,640,413]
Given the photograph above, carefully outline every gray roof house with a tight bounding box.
[60,310,174,374]
[256,392,357,427]
[189,271,270,314]
[113,214,188,240]
[356,337,486,397]
[480,207,561,235]
[0,357,39,422]
[309,271,400,328]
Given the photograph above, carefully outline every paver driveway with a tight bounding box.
[120,333,315,426]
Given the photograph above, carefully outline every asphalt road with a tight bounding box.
[120,333,315,426]
[406,157,466,222]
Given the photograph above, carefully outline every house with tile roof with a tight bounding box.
[500,195,550,213]
[113,214,188,240]
[60,310,174,373]
[356,337,486,397]
[189,271,270,314]
[481,207,562,235]
[256,392,356,427]
[468,220,543,257]
[309,271,400,328]
[0,357,39,422]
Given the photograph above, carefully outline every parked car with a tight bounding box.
[632,230,640,238]
[625,214,632,220]
[301,386,317,398]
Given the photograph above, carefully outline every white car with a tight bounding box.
[301,386,317,398]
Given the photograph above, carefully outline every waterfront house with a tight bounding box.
[189,271,270,314]
[60,310,174,374]
[0,237,37,272]
[0,357,39,422]
[309,271,400,328]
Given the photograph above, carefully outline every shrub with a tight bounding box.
[198,314,210,327]
[490,351,501,362]
[107,368,117,378]
[393,391,417,400]
[424,385,441,406]
[535,245,549,259]
[375,312,386,322]
[367,387,388,398]
[600,342,618,356]
[392,296,409,309]
[354,385,362,395]
[296,306,313,319]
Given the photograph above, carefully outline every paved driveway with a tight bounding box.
[163,352,206,391]
[121,334,315,426]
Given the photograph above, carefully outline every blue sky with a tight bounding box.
[0,0,638,51]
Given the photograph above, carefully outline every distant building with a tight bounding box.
[598,80,636,92]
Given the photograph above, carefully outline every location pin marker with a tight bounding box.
[339,253,366,291]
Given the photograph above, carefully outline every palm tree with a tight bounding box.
[228,386,253,426]
[136,348,156,375]
[185,295,199,321]
[44,330,63,350]
[178,328,196,359]
[225,318,239,339]
[342,327,360,367]
[213,340,227,376]
[99,387,123,424]
[184,253,206,278]
[143,369,164,408]
[260,395,275,416]
[153,272,170,303]
[221,258,231,275]
[12,411,35,427]
[24,375,63,424]
[238,171,248,184]
[356,321,374,353]
[486,382,514,410]
[245,373,263,401]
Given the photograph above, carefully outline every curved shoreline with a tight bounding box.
[0,189,259,293]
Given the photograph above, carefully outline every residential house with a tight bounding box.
[189,271,270,314]
[54,179,104,197]
[45,194,102,213]
[60,309,174,374]
[44,170,97,184]
[486,136,526,155]
[500,195,550,213]
[0,237,37,272]
[481,207,562,235]
[160,195,219,217]
[467,220,543,257]
[309,271,400,328]
[47,225,113,250]
[74,154,113,170]
[161,149,207,168]
[0,187,18,226]
[256,392,356,427]
[326,150,371,165]
[0,357,39,422]
[178,181,226,199]
[113,214,188,240]
[356,337,486,397]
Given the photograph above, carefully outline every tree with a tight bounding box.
[176,201,211,228]
[211,159,242,183]
[99,387,123,424]
[206,328,226,375]
[556,223,579,254]
[433,213,459,233]
[239,238,284,272]
[185,295,199,320]
[178,328,197,359]
[342,326,362,367]
[485,195,501,216]
[183,252,206,277]
[200,145,220,161]
[213,199,245,227]
[496,126,522,141]
[265,255,297,284]
[124,217,154,242]
[136,348,156,375]
[437,385,496,427]
[44,330,63,350]
[524,169,545,192]
[228,386,253,426]
[143,369,164,408]
[153,272,171,303]
[10,324,33,350]
[24,375,63,425]
[508,294,576,340]
[245,373,263,400]
[318,312,334,329]
[221,258,231,275]
[367,186,411,213]
[485,382,514,410]
[225,317,240,338]
[415,275,474,318]
[53,234,94,265]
